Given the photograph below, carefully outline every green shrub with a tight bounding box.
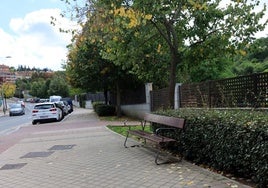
[78,93,87,108]
[92,101,105,111]
[94,104,115,116]
[156,109,268,187]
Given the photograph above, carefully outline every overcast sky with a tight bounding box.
[0,0,78,71]
[0,0,267,71]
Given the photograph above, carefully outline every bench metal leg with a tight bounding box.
[155,148,182,165]
[155,149,160,165]
[124,131,129,148]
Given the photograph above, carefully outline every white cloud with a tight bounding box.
[219,0,268,38]
[0,2,266,71]
[0,8,77,71]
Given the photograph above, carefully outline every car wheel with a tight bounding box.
[61,111,64,120]
[57,108,63,121]
[32,120,37,125]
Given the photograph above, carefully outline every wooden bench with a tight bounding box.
[124,113,185,164]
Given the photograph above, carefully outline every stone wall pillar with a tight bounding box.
[174,83,182,109]
[145,83,153,105]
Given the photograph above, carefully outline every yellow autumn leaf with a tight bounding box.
[187,181,194,185]
[157,44,162,53]
[113,36,118,41]
[113,6,153,28]
[106,48,112,53]
[144,14,152,20]
[240,50,247,56]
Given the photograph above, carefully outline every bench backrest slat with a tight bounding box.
[143,113,185,129]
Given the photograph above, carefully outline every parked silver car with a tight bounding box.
[55,101,69,115]
[9,103,25,116]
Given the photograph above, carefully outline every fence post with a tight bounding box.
[174,83,182,109]
[208,81,212,108]
[253,73,259,107]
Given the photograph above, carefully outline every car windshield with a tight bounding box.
[10,103,22,108]
[34,104,54,109]
[50,98,60,102]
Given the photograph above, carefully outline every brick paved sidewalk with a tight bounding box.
[0,108,252,188]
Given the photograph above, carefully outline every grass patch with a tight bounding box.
[107,125,152,137]
[100,116,138,122]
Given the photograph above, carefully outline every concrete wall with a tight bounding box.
[121,103,150,119]
[85,100,93,109]
[174,83,182,109]
[72,100,80,108]
[120,83,182,118]
[120,83,152,119]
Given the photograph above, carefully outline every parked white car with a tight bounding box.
[49,95,62,102]
[32,102,63,125]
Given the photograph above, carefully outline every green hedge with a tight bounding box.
[156,109,267,187]
[77,93,87,108]
[93,102,115,116]
[92,101,105,111]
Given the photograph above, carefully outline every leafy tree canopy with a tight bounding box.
[1,83,16,98]
[63,0,267,106]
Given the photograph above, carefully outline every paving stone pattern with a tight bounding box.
[0,125,251,188]
[0,108,252,188]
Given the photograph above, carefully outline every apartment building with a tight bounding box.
[0,64,16,84]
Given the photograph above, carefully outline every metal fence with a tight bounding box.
[91,72,268,110]
[150,87,169,111]
[110,84,146,105]
[120,85,146,105]
[86,92,106,102]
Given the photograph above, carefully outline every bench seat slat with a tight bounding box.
[128,130,176,144]
[144,113,185,129]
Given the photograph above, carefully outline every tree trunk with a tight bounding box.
[104,88,108,105]
[116,81,122,117]
[168,51,178,109]
[152,18,181,109]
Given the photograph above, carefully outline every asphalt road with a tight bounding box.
[0,107,95,154]
[0,101,73,135]
[0,113,31,135]
[0,102,33,135]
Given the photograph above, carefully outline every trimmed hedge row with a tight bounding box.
[92,102,115,116]
[156,109,267,187]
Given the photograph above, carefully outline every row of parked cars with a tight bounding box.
[32,96,73,125]
[8,96,74,125]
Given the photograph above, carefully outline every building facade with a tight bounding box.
[0,64,16,84]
